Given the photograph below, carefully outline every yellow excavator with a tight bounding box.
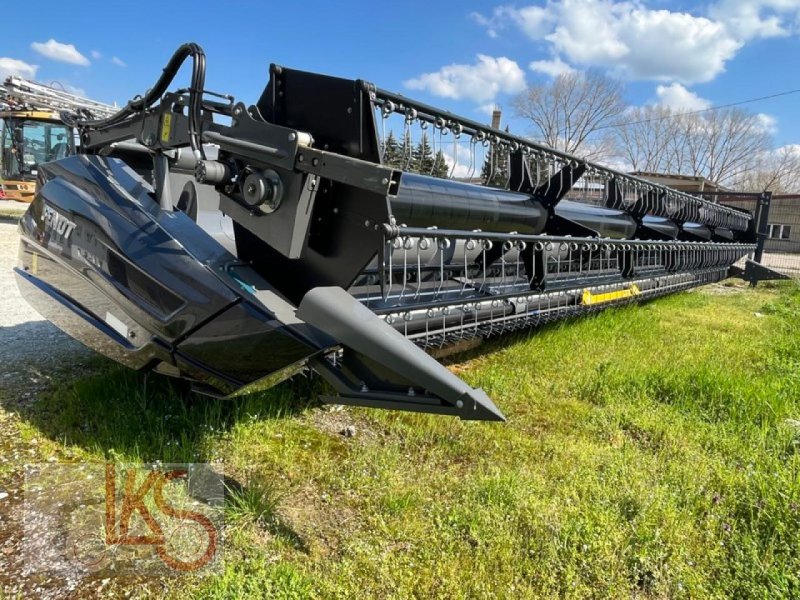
[0,76,116,202]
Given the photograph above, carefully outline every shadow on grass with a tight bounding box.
[0,356,323,553]
[4,356,325,463]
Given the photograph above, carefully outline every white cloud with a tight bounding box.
[756,112,778,134]
[709,0,800,40]
[111,56,126,67]
[508,5,554,38]
[469,11,500,38]
[474,1,743,83]
[440,147,475,179]
[404,55,526,103]
[477,103,499,116]
[529,57,576,77]
[472,5,553,38]
[655,83,712,111]
[91,50,102,60]
[0,57,38,80]
[31,39,90,66]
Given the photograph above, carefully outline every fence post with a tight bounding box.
[753,191,771,264]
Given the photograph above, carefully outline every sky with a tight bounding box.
[2,0,799,151]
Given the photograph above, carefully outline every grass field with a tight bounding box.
[8,280,800,598]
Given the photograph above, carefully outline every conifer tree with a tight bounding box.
[382,130,402,168]
[398,130,413,170]
[432,149,449,178]
[413,133,435,174]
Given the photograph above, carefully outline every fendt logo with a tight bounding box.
[43,205,77,240]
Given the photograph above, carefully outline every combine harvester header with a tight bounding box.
[14,44,757,421]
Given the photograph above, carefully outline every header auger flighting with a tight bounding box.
[14,44,757,421]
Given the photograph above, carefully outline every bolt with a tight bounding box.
[288,132,296,141]
[234,106,243,116]
[381,178,389,186]
[247,184,257,195]
[347,107,353,114]
[312,158,319,167]
[298,155,304,162]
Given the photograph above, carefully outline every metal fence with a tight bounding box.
[756,195,800,277]
[712,191,800,282]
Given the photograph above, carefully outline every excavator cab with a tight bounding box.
[0,114,74,201]
[1,116,74,178]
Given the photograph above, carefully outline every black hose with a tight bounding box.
[68,42,207,159]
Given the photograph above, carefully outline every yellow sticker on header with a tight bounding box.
[160,113,172,143]
[581,284,641,306]
[31,252,38,275]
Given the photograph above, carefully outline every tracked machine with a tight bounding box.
[14,45,757,421]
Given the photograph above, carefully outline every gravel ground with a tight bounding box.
[0,220,92,398]
[0,200,27,220]
[0,220,97,599]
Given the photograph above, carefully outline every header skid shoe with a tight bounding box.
[298,287,505,421]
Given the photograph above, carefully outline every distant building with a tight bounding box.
[723,194,800,253]
[630,172,730,194]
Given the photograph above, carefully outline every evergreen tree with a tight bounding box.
[412,133,435,174]
[382,130,402,168]
[398,130,413,170]
[432,149,449,178]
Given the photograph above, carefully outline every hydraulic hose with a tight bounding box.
[64,43,207,159]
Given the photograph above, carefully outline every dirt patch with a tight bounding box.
[697,282,749,295]
[305,404,379,442]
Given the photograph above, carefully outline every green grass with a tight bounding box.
[11,280,800,598]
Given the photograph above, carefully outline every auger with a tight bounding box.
[14,44,757,421]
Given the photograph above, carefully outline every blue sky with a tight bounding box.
[2,0,799,149]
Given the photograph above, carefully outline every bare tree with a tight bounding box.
[732,145,800,193]
[614,106,772,186]
[513,70,626,161]
[615,105,682,173]
[678,108,772,184]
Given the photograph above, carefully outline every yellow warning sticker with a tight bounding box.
[581,284,641,306]
[160,113,172,143]
[31,252,38,275]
